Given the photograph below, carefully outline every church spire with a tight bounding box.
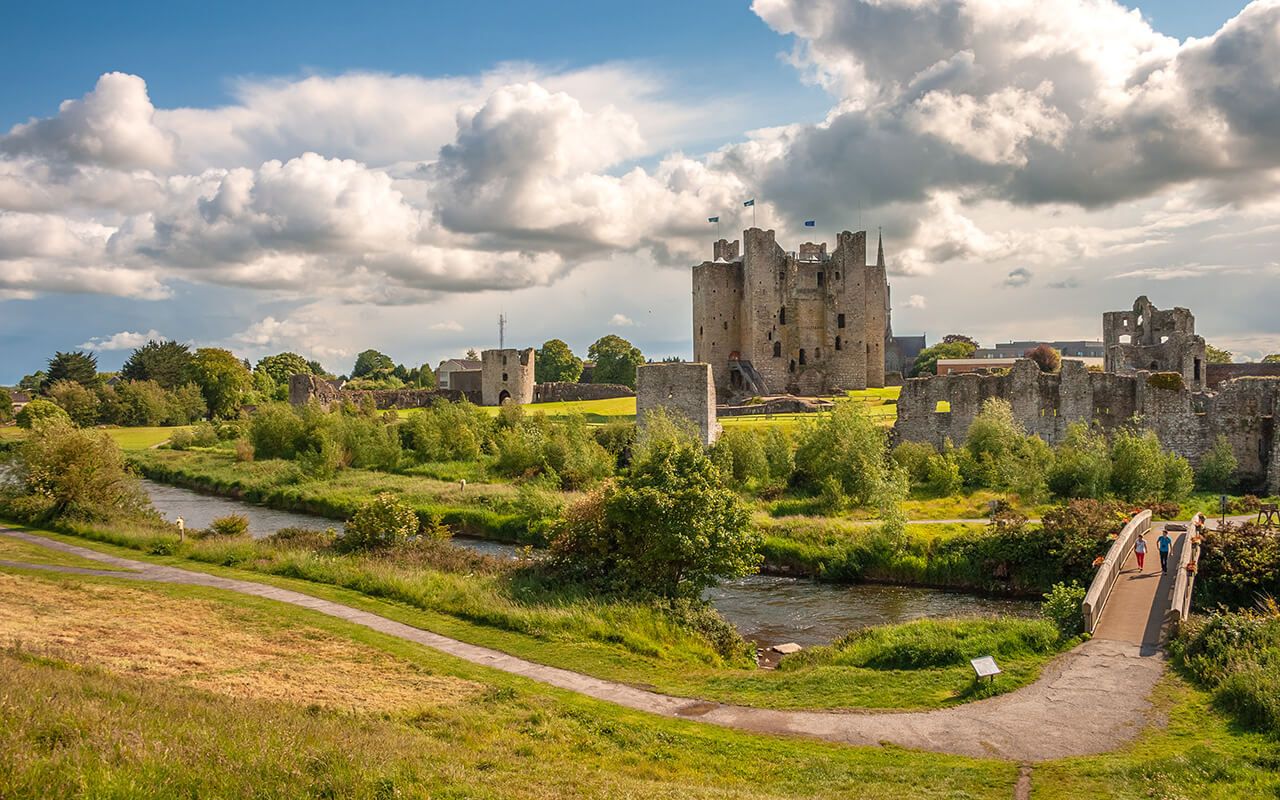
[876,228,885,268]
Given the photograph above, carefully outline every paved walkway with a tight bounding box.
[0,526,1169,762]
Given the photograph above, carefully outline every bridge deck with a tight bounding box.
[1093,526,1184,647]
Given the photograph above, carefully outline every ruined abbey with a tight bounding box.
[692,228,895,398]
[895,297,1280,493]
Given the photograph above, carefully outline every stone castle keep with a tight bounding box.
[895,297,1280,492]
[692,228,890,397]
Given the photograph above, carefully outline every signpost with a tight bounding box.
[971,655,1001,683]
[1220,494,1229,526]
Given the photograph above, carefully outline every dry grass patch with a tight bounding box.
[0,572,483,712]
[0,535,129,571]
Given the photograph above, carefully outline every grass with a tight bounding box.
[5,517,1062,712]
[0,532,130,571]
[0,568,1017,800]
[0,425,189,450]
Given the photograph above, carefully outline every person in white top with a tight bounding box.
[1134,532,1147,572]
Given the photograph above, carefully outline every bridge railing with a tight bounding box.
[1168,512,1207,624]
[1082,509,1151,634]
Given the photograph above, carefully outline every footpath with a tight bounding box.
[0,526,1171,762]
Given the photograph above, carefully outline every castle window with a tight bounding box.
[789,360,795,373]
[866,343,871,355]
[723,321,728,330]
[699,326,703,336]
[835,336,842,351]
[814,347,821,359]
[502,373,508,381]
[773,341,782,358]
[835,272,840,280]
[767,330,772,341]
[779,271,785,282]
[502,355,508,366]
[779,307,786,325]
[1194,358,1201,382]
[799,349,806,366]
[837,313,845,329]
[817,271,824,287]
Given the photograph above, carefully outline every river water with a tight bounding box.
[141,480,1039,647]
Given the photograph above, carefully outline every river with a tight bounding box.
[140,480,1039,647]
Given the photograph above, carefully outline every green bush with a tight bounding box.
[399,400,493,463]
[960,398,1052,500]
[250,402,307,459]
[709,428,768,489]
[1110,428,1189,502]
[15,397,71,429]
[1041,581,1087,637]
[892,441,935,486]
[794,400,899,509]
[1172,606,1280,734]
[1047,423,1111,499]
[201,513,250,538]
[339,492,421,552]
[1195,434,1238,493]
[1195,522,1280,609]
[924,443,963,496]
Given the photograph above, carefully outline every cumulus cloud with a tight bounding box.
[609,313,636,327]
[429,320,463,331]
[905,294,926,309]
[78,329,165,351]
[1004,267,1033,288]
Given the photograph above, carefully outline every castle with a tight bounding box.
[692,228,897,397]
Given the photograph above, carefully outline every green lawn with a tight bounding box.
[0,425,188,451]
[0,528,130,571]
[0,567,1015,800]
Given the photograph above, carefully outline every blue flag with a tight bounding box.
[743,199,755,207]
[708,216,719,223]
[804,220,815,227]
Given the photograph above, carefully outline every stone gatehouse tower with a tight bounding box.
[1103,296,1207,391]
[692,227,887,397]
[481,348,535,406]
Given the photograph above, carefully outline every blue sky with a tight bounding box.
[1,0,1274,383]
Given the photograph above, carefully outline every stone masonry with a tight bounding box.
[692,228,888,398]
[1103,295,1207,391]
[636,362,720,446]
[481,348,536,406]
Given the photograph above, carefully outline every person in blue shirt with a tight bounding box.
[1157,530,1173,574]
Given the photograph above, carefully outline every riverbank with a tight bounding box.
[1,517,1064,712]
[129,449,1086,597]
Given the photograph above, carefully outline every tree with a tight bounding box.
[1263,354,1280,363]
[910,341,976,377]
[1023,344,1062,373]
[535,339,584,383]
[43,351,98,390]
[960,398,1053,499]
[1109,429,1166,501]
[120,340,194,389]
[549,437,760,597]
[191,348,252,419]
[3,418,149,522]
[255,352,311,386]
[306,359,330,377]
[338,492,431,552]
[15,397,70,429]
[588,335,644,388]
[18,372,46,392]
[942,334,978,347]
[1195,434,1238,493]
[0,388,11,423]
[465,348,480,361]
[351,349,395,378]
[1047,423,1111,499]
[1206,345,1233,364]
[794,400,900,508]
[46,379,101,427]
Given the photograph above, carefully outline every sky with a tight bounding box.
[1,0,1276,383]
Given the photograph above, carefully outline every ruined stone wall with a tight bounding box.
[636,362,720,446]
[894,360,1280,491]
[1103,296,1206,391]
[481,348,535,406]
[1206,363,1280,389]
[530,382,634,403]
[289,375,478,410]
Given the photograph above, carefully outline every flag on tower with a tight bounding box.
[804,220,815,227]
[708,216,719,223]
[743,199,755,207]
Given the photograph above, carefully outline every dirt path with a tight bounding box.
[0,526,1168,762]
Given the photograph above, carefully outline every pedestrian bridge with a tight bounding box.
[1082,509,1203,650]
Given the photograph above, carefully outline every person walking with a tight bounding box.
[1157,529,1172,574]
[1134,533,1148,572]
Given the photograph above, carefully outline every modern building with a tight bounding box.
[971,340,1104,359]
[936,357,1103,375]
[435,358,481,390]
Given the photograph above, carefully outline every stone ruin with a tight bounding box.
[290,347,635,411]
[636,362,721,446]
[895,297,1280,493]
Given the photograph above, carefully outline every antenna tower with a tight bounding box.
[498,312,507,350]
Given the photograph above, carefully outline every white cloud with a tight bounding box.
[609,313,636,327]
[429,320,464,331]
[1004,267,1033,288]
[77,329,165,351]
[905,294,926,309]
